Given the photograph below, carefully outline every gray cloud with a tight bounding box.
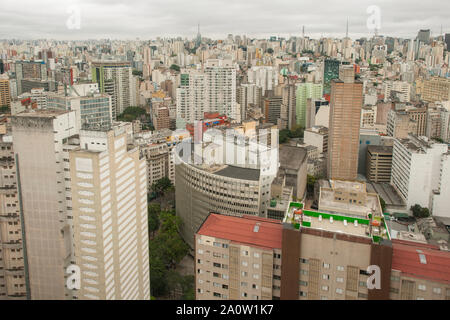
[0,0,448,40]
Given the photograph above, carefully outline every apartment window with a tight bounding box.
[359,281,367,287]
[241,271,248,277]
[213,263,221,268]
[390,287,399,294]
[252,284,258,289]
[241,292,247,298]
[299,291,307,297]
[273,253,281,259]
[242,261,248,267]
[213,272,220,278]
[253,263,260,269]
[358,292,368,299]
[213,282,221,288]
[213,292,221,297]
[418,284,426,291]
[336,288,343,295]
[273,275,281,280]
[198,249,204,254]
[253,274,259,280]
[433,288,442,294]
[300,269,308,276]
[322,274,330,280]
[336,277,344,283]
[299,280,308,287]
[242,250,249,256]
[222,274,228,280]
[300,258,308,264]
[241,282,248,287]
[390,275,400,282]
[321,286,329,291]
[198,279,204,284]
[337,266,344,271]
[323,263,330,269]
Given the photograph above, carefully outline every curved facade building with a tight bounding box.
[175,147,274,248]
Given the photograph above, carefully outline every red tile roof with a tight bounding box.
[392,240,450,285]
[197,213,283,250]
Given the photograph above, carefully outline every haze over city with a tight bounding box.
[1,0,449,40]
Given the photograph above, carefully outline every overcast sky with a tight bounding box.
[0,0,448,40]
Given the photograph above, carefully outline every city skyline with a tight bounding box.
[0,0,449,40]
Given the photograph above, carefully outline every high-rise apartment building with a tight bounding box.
[91,61,132,120]
[196,189,395,301]
[263,94,282,127]
[0,76,11,108]
[406,107,427,136]
[237,84,262,121]
[391,135,449,216]
[327,66,363,180]
[69,125,150,300]
[177,60,238,126]
[323,59,340,95]
[247,66,278,96]
[387,110,418,139]
[0,129,27,300]
[366,145,393,183]
[295,83,323,128]
[11,110,79,300]
[47,84,112,130]
[196,206,450,300]
[143,46,152,80]
[383,81,410,103]
[195,214,283,300]
[14,60,47,95]
[204,59,237,120]
[417,77,450,102]
[176,70,207,127]
[417,29,431,45]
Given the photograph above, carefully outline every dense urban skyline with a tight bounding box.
[1,0,449,40]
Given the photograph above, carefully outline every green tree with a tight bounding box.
[132,69,143,77]
[151,177,173,197]
[289,125,304,139]
[410,204,430,218]
[117,106,146,122]
[266,48,274,54]
[279,129,290,144]
[148,203,161,237]
[0,106,10,113]
[170,64,181,72]
[379,197,386,213]
[307,175,317,195]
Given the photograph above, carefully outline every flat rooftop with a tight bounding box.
[279,145,307,170]
[12,109,69,118]
[284,202,390,242]
[366,182,405,207]
[367,145,393,154]
[197,213,283,250]
[214,165,260,181]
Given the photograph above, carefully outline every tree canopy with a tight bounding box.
[410,204,430,218]
[117,106,146,122]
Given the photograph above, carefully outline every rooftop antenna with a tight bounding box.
[302,25,305,38]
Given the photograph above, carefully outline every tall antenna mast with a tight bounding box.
[302,25,305,38]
